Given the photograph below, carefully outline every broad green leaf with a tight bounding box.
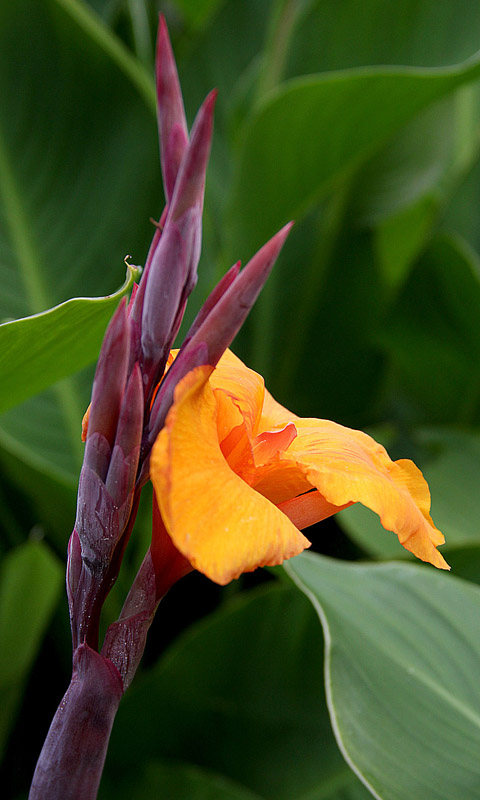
[227,56,480,258]
[286,552,480,800]
[0,540,63,758]
[109,583,370,800]
[0,265,137,415]
[226,54,480,379]
[0,0,159,481]
[288,0,480,75]
[353,87,480,226]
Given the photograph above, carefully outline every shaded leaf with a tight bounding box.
[0,540,63,758]
[286,552,480,800]
[109,583,370,800]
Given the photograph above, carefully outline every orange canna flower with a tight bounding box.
[151,349,449,585]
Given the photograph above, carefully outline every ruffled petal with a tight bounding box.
[150,366,310,585]
[280,419,449,569]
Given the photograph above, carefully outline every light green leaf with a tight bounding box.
[0,265,137,415]
[0,540,63,758]
[286,552,480,800]
[109,583,370,800]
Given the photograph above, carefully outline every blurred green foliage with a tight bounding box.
[2,1,480,797]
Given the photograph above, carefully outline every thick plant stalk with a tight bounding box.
[29,645,123,800]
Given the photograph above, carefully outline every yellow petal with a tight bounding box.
[151,366,310,585]
[281,419,449,570]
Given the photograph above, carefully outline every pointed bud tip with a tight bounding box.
[278,220,294,241]
[205,88,218,109]
[157,14,170,48]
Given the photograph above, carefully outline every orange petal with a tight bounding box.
[260,387,299,431]
[210,349,265,437]
[81,404,90,442]
[278,490,352,529]
[150,366,310,585]
[281,419,449,570]
[253,422,297,466]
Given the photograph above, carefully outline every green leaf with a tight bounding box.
[286,552,480,800]
[0,0,160,481]
[109,583,370,800]
[0,540,63,758]
[288,0,480,75]
[353,86,480,227]
[227,55,480,257]
[0,265,137,415]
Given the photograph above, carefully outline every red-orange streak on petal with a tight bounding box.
[253,422,297,466]
[150,366,310,585]
[278,490,352,529]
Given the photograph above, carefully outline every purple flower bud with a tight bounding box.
[66,530,82,611]
[183,261,241,346]
[186,222,293,366]
[105,363,143,508]
[156,15,188,202]
[141,225,292,471]
[86,298,130,448]
[140,91,216,396]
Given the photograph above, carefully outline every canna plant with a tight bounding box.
[28,16,448,800]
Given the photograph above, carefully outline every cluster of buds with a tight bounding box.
[30,18,290,800]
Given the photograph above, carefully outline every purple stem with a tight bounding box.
[29,644,123,800]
